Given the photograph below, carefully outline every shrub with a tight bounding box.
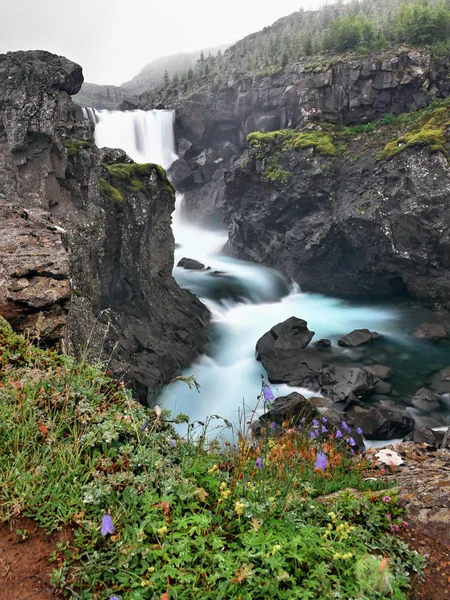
[325,15,376,52]
[394,1,450,45]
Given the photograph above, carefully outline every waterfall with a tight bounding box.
[82,107,177,169]
[84,109,450,438]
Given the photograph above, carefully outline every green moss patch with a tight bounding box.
[101,162,176,197]
[247,129,338,158]
[63,140,91,157]
[98,177,124,204]
[379,98,450,161]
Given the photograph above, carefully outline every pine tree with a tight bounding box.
[163,68,170,87]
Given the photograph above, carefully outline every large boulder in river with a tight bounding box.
[256,317,321,383]
[256,317,315,357]
[338,329,381,347]
[410,388,441,412]
[412,322,447,341]
[177,257,205,270]
[430,366,450,394]
[317,366,377,404]
[349,404,415,440]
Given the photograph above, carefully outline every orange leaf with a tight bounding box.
[38,422,49,436]
[153,501,170,517]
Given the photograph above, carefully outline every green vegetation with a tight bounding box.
[395,1,450,45]
[63,140,91,157]
[324,15,377,53]
[379,97,450,160]
[99,177,124,204]
[248,129,338,158]
[99,162,175,201]
[0,317,424,598]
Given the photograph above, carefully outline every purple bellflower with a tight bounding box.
[263,385,275,402]
[256,457,263,470]
[101,514,115,536]
[314,451,327,470]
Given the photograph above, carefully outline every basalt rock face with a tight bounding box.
[0,50,209,402]
[223,140,450,306]
[146,48,450,226]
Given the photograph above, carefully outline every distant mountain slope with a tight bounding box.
[74,44,230,109]
[121,44,230,95]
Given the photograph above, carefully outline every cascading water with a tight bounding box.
[85,108,450,440]
[83,107,177,169]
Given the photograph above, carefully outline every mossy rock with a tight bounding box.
[63,140,91,157]
[100,162,175,197]
[99,177,124,204]
[247,128,338,160]
[379,97,450,161]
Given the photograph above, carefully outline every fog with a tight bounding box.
[0,0,325,84]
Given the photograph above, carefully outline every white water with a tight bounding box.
[83,107,177,169]
[85,108,450,439]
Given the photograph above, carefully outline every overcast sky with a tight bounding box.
[0,0,324,85]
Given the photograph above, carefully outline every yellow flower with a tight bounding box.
[235,501,245,516]
[220,481,228,490]
[157,526,168,537]
[334,553,343,560]
[343,553,353,560]
[208,464,219,474]
[272,544,281,555]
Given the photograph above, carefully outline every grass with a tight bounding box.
[0,316,424,599]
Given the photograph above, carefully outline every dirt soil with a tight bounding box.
[0,518,70,600]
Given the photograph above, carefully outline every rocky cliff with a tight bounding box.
[223,104,450,306]
[0,50,209,402]
[146,47,450,228]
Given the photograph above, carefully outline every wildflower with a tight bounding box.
[220,481,228,490]
[342,552,353,560]
[256,457,263,470]
[386,513,392,520]
[235,501,245,516]
[335,429,343,439]
[157,526,168,537]
[208,464,219,474]
[263,385,275,402]
[272,544,281,555]
[356,427,363,435]
[110,596,121,600]
[312,419,319,427]
[342,421,351,432]
[391,524,400,532]
[321,416,327,423]
[169,439,176,447]
[270,421,277,430]
[314,451,327,470]
[300,417,306,423]
[321,425,327,433]
[101,514,114,536]
[140,422,148,431]
[382,496,391,503]
[401,521,408,528]
[348,437,356,447]
[310,430,318,439]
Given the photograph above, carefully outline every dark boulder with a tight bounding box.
[412,322,447,341]
[262,349,324,385]
[365,364,393,380]
[430,366,450,394]
[403,426,447,449]
[317,366,377,404]
[252,392,318,435]
[338,329,381,347]
[410,388,441,412]
[314,339,332,350]
[256,317,315,358]
[350,404,415,440]
[177,258,205,270]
